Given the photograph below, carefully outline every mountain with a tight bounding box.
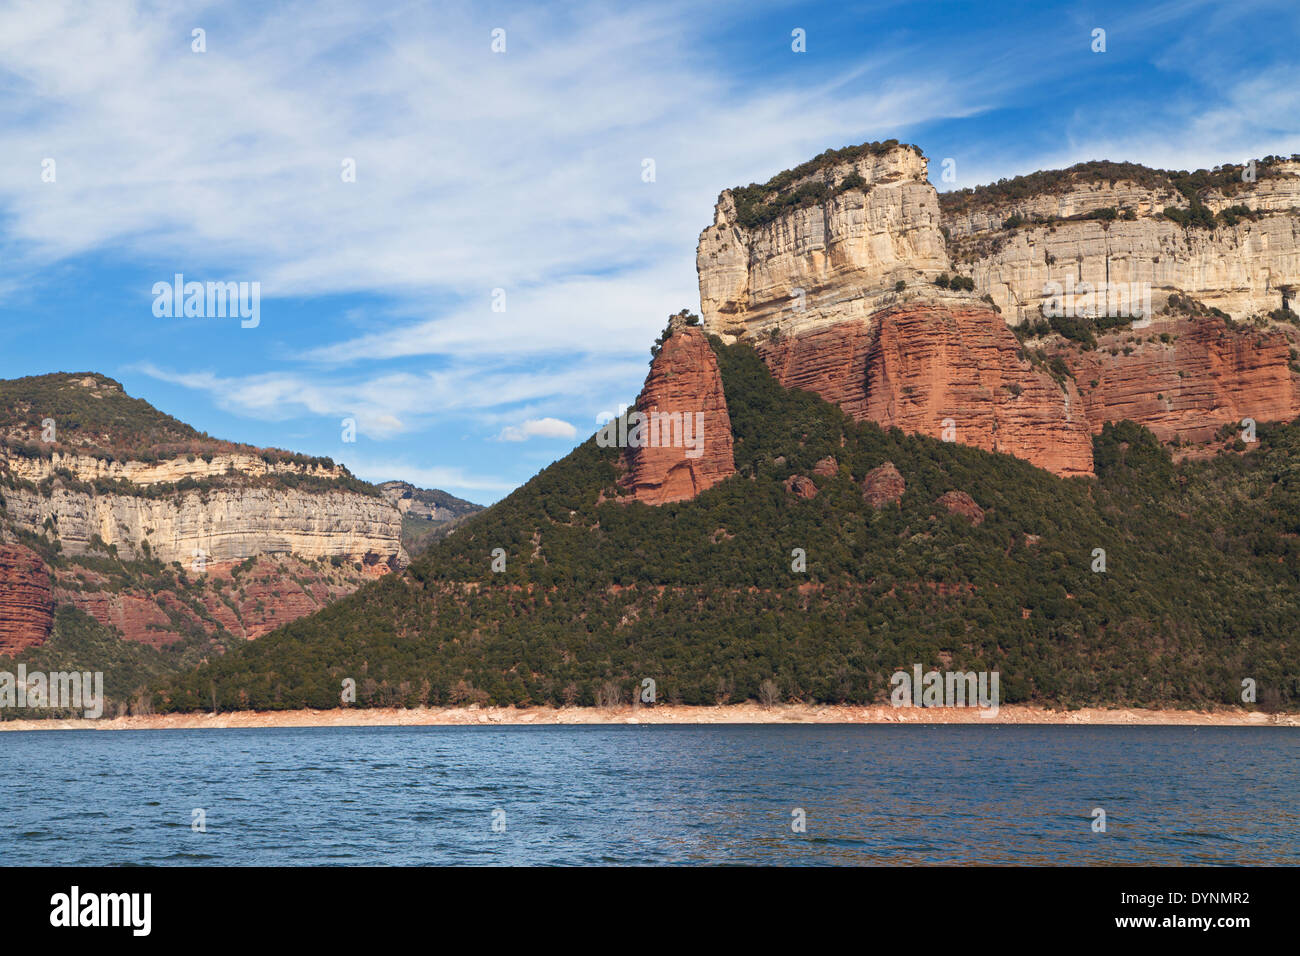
[19,142,1300,717]
[376,481,483,553]
[0,372,477,713]
[697,142,1300,476]
[156,325,1300,713]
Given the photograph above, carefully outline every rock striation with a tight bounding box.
[618,319,736,504]
[0,543,54,653]
[1055,315,1300,442]
[1,484,406,567]
[759,304,1096,477]
[5,451,344,488]
[945,161,1300,324]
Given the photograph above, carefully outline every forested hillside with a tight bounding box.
[157,339,1300,712]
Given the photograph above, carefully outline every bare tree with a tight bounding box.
[714,677,733,706]
[595,681,624,710]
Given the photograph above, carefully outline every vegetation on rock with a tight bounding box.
[154,339,1300,713]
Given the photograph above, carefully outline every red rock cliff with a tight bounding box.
[619,321,737,504]
[0,544,54,654]
[758,303,1096,477]
[1056,316,1300,442]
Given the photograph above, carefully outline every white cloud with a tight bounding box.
[344,458,515,496]
[131,357,641,442]
[0,0,995,305]
[494,417,577,442]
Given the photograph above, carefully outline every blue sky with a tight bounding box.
[1,0,1297,504]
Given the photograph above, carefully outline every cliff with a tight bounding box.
[0,372,477,653]
[0,543,54,654]
[697,142,949,342]
[618,317,736,504]
[944,159,1300,323]
[1049,314,1300,442]
[757,303,1095,477]
[1,484,405,566]
[698,145,1300,477]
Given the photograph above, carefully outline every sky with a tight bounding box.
[1,0,1298,504]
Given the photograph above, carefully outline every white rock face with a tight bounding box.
[698,149,1300,339]
[945,164,1300,324]
[954,214,1300,324]
[2,448,406,566]
[3,484,406,566]
[7,451,344,486]
[943,180,1182,238]
[697,146,951,342]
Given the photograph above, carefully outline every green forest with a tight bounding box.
[153,338,1300,713]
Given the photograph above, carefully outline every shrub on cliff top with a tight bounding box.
[729,140,922,229]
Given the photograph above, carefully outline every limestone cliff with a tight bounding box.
[697,142,949,342]
[1,484,405,566]
[945,160,1300,323]
[0,372,489,650]
[698,144,1300,476]
[618,317,736,504]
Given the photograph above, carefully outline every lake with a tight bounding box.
[1,724,1295,865]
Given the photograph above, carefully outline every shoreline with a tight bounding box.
[1,702,1296,732]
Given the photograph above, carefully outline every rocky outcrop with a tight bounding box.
[813,456,838,476]
[618,319,736,504]
[937,490,984,525]
[784,475,817,499]
[1,484,406,567]
[862,462,905,508]
[0,544,54,653]
[759,304,1096,477]
[1054,315,1300,441]
[697,144,949,342]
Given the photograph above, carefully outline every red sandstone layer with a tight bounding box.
[619,323,737,504]
[0,543,54,654]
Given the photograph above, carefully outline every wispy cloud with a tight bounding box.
[494,417,577,442]
[6,0,1294,499]
[132,359,643,441]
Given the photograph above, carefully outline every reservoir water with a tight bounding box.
[1,724,1295,865]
